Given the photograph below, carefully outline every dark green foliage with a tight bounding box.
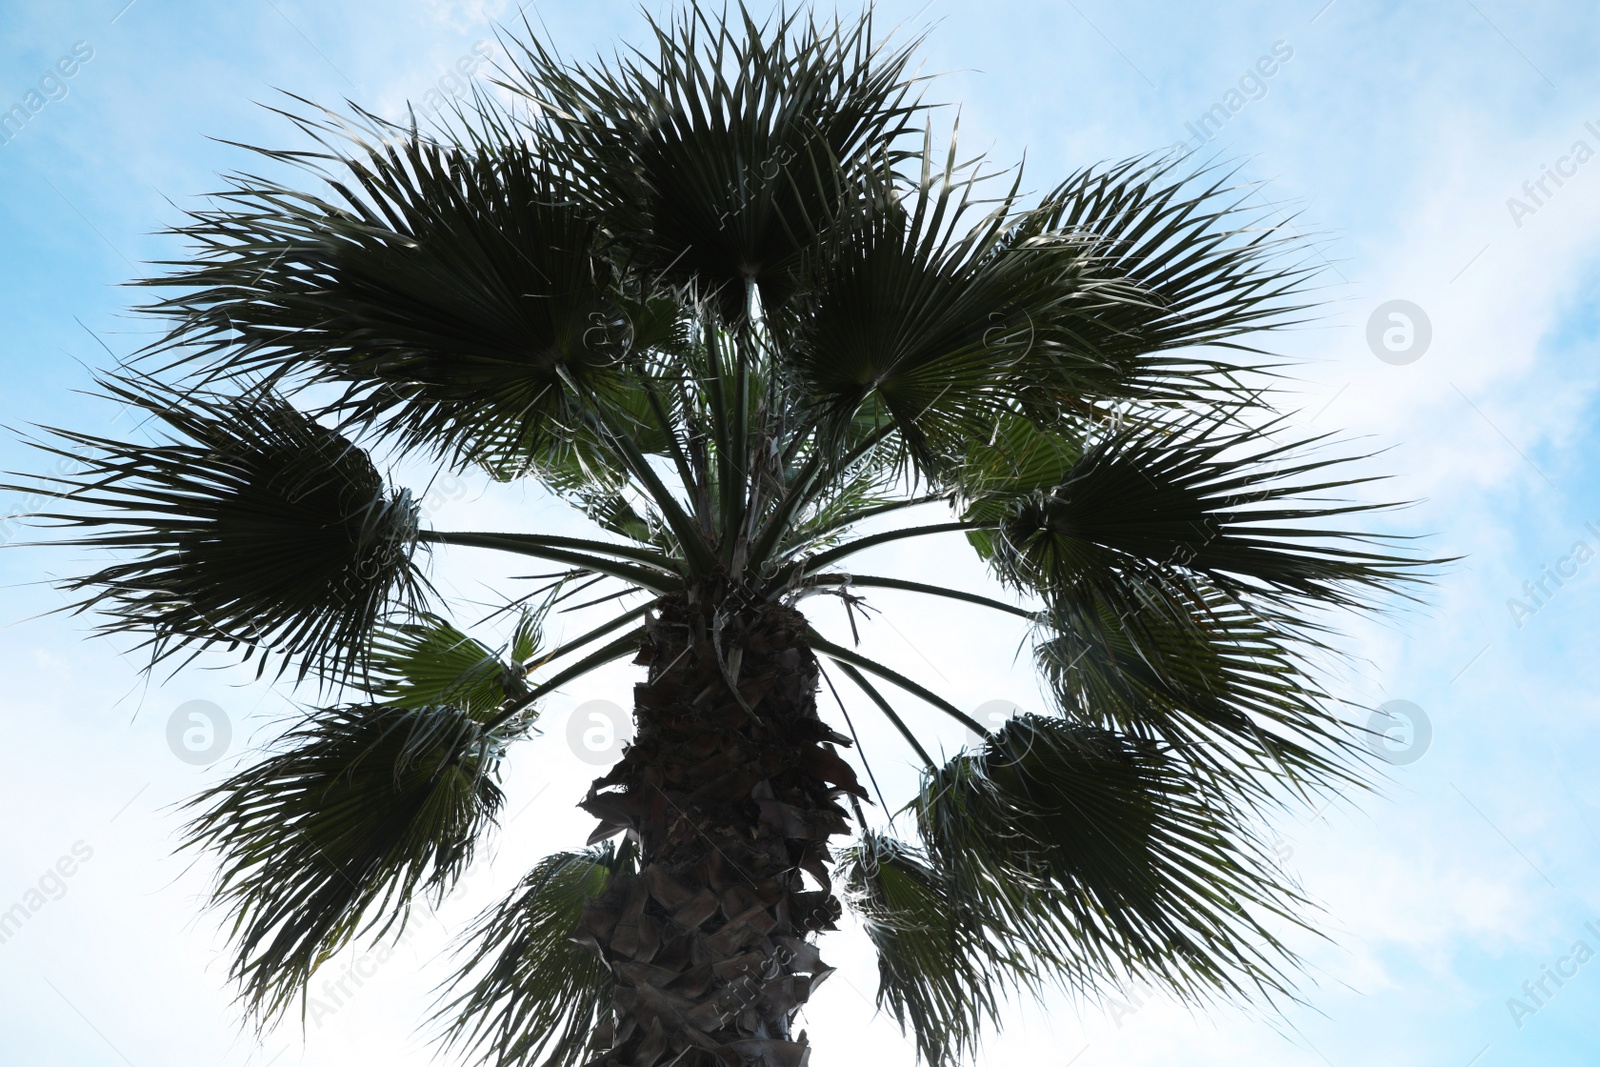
[963,414,1427,805]
[986,416,1415,609]
[916,715,1302,1001]
[140,130,624,467]
[840,833,1011,1067]
[785,168,1078,458]
[13,375,424,679]
[364,612,542,719]
[437,843,633,1067]
[1034,583,1359,805]
[180,702,508,1022]
[848,715,1307,1066]
[500,7,925,321]
[1019,157,1317,376]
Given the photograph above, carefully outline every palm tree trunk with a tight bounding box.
[575,581,866,1067]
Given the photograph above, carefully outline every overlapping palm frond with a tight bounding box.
[952,413,1429,798]
[847,714,1306,1066]
[1021,156,1318,383]
[436,842,634,1067]
[181,701,510,1023]
[500,5,927,322]
[8,375,425,680]
[956,412,1083,541]
[137,120,623,468]
[782,144,1323,467]
[1032,582,1349,804]
[839,832,1012,1067]
[362,611,542,721]
[984,416,1416,609]
[919,715,1305,997]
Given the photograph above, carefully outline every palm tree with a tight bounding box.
[15,7,1424,1066]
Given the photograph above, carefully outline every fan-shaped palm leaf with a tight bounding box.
[181,702,509,1022]
[437,842,634,1067]
[363,614,529,719]
[859,714,1306,1064]
[139,124,623,467]
[501,6,926,322]
[984,415,1418,609]
[838,832,1011,1067]
[9,375,425,679]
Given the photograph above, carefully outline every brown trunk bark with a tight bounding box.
[575,580,866,1067]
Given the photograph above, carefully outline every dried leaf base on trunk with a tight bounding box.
[577,583,867,1067]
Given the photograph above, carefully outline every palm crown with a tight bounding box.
[14,7,1425,1067]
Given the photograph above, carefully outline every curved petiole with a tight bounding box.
[825,658,936,770]
[422,531,681,593]
[805,628,988,738]
[802,574,1038,620]
[775,521,991,585]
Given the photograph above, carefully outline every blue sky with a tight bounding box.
[2,0,1599,1064]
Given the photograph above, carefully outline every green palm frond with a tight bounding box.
[984,416,1420,610]
[505,372,685,552]
[1020,156,1317,380]
[1034,580,1356,804]
[784,152,1318,468]
[11,375,425,679]
[957,412,1083,549]
[501,4,926,322]
[782,151,1081,461]
[921,715,1305,998]
[964,414,1427,799]
[853,714,1304,1064]
[435,842,633,1067]
[838,832,1012,1067]
[771,447,903,559]
[181,702,509,1023]
[364,614,531,720]
[138,121,622,467]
